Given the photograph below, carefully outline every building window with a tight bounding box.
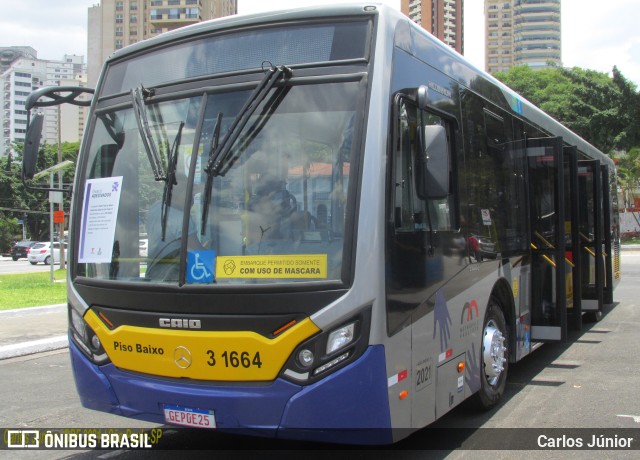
[116,13,123,24]
[130,14,137,23]
[116,1,124,11]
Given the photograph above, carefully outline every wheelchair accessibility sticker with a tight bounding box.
[187,250,215,283]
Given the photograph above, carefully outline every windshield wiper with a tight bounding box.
[131,86,166,181]
[161,122,184,241]
[204,64,292,178]
[200,64,292,234]
[201,112,223,235]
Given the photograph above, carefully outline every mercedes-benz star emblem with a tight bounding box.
[174,346,192,369]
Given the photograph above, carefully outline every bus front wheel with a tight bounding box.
[475,296,508,410]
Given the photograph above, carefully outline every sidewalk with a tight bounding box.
[622,244,640,251]
[0,304,68,360]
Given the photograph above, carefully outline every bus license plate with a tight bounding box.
[163,404,216,428]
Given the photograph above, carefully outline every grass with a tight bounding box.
[0,270,67,310]
[622,237,640,245]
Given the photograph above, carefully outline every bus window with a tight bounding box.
[462,100,528,259]
[394,100,455,233]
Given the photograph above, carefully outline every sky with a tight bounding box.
[1,0,639,87]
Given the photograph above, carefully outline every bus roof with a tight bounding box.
[104,2,612,167]
[107,3,383,63]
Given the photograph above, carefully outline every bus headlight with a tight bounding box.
[326,322,355,354]
[281,307,371,385]
[71,309,87,342]
[69,307,109,365]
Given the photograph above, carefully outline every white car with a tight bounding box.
[28,241,68,265]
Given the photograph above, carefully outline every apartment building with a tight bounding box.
[1,49,87,159]
[401,0,464,54]
[485,0,561,74]
[88,0,238,87]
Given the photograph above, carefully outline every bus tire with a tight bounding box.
[474,296,508,410]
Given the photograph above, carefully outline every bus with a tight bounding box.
[23,3,620,444]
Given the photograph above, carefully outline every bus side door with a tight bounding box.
[577,160,605,319]
[527,137,568,342]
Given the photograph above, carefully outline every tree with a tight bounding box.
[617,147,640,210]
[611,66,640,150]
[0,142,79,245]
[494,65,640,154]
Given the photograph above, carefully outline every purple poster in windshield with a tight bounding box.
[78,176,123,263]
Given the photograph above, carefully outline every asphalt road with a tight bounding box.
[1,252,639,459]
[0,256,63,275]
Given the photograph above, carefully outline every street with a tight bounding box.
[0,257,62,275]
[0,253,639,458]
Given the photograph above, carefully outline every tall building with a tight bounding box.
[1,47,38,74]
[1,49,87,159]
[401,0,464,54]
[88,0,238,87]
[485,0,561,74]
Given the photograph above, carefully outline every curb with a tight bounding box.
[0,304,68,360]
[0,303,66,317]
[621,245,640,251]
[0,335,68,360]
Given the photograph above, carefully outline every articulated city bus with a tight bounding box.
[23,3,620,444]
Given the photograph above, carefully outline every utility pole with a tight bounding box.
[33,161,74,282]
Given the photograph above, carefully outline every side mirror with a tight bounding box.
[22,113,44,180]
[417,124,449,200]
[21,85,94,190]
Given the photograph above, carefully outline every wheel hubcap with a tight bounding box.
[483,320,506,386]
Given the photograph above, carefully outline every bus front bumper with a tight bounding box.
[69,339,392,444]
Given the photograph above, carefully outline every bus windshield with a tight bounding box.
[76,78,361,285]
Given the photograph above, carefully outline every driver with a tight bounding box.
[247,173,296,244]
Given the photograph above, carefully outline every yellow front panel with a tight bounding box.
[85,310,320,381]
